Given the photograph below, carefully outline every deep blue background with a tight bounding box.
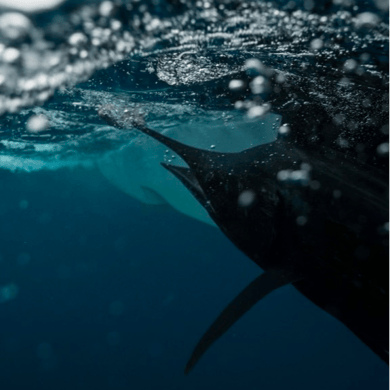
[0,166,387,390]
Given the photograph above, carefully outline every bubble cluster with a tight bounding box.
[277,168,310,185]
[0,0,386,171]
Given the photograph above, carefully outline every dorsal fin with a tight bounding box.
[185,268,302,374]
[98,105,209,167]
[132,121,226,170]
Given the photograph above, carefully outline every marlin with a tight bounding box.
[99,106,389,373]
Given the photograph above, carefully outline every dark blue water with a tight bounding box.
[0,166,387,390]
[0,0,388,388]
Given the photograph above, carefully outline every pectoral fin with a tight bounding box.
[185,268,302,374]
[161,163,210,210]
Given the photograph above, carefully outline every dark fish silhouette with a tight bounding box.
[99,106,389,373]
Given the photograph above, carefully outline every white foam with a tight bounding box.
[0,0,65,13]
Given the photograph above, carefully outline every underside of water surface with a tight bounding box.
[0,0,388,224]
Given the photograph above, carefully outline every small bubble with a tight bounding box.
[310,39,323,50]
[336,137,349,148]
[228,79,245,91]
[0,12,32,41]
[238,190,256,207]
[210,145,215,149]
[99,1,114,17]
[68,32,87,47]
[278,124,290,135]
[234,100,244,109]
[344,59,357,72]
[0,283,19,303]
[277,170,290,181]
[247,104,269,119]
[3,47,20,63]
[276,73,286,83]
[377,143,389,156]
[291,170,310,183]
[79,50,88,59]
[244,58,267,76]
[360,53,370,63]
[250,76,266,94]
[26,114,49,133]
[245,58,263,70]
[355,12,380,28]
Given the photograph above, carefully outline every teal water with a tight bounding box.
[0,0,388,389]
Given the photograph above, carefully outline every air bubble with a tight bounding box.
[377,143,389,155]
[355,12,380,28]
[238,190,256,207]
[247,104,269,119]
[26,114,49,133]
[0,12,32,41]
[3,47,20,63]
[250,76,266,94]
[344,59,357,72]
[229,79,245,91]
[278,124,290,135]
[68,32,87,47]
[310,39,323,50]
[99,1,114,17]
[0,283,19,303]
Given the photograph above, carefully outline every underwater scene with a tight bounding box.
[0,0,388,389]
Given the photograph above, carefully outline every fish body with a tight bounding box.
[98,107,389,372]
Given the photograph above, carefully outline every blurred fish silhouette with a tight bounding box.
[99,106,389,373]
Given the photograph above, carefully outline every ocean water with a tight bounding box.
[0,0,388,389]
